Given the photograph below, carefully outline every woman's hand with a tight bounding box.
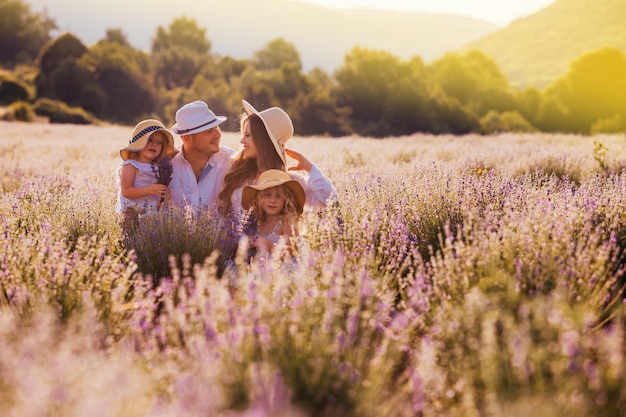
[285,148,313,173]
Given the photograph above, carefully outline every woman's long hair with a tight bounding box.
[218,113,285,213]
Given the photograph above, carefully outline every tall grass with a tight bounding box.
[1,121,626,416]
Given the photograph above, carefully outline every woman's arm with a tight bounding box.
[285,148,337,207]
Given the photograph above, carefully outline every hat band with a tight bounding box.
[176,118,217,134]
[130,125,162,144]
[259,178,284,186]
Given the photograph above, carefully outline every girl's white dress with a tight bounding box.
[115,160,160,216]
[258,222,282,245]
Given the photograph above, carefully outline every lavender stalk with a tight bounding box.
[152,156,173,208]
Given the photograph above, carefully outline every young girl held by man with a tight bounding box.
[116,119,176,229]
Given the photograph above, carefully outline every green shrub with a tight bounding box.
[36,32,88,75]
[591,115,624,134]
[33,97,96,124]
[4,100,34,121]
[0,75,32,104]
[480,110,537,134]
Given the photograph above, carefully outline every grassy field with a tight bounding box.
[1,120,626,416]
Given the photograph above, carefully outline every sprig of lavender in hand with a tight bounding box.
[153,157,173,186]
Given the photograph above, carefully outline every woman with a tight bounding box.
[218,100,336,216]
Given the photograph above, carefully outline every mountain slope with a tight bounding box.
[464,0,626,88]
[26,0,497,72]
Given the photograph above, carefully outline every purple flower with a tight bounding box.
[152,156,174,205]
[152,156,174,187]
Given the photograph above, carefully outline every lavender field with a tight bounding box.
[2,120,626,416]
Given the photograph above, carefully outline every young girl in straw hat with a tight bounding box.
[116,119,176,228]
[241,169,306,259]
[218,100,336,216]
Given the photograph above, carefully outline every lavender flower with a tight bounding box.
[152,156,173,186]
[152,156,174,205]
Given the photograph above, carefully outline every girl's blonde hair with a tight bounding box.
[250,183,300,234]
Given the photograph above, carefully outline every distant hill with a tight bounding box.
[26,0,497,73]
[464,0,626,89]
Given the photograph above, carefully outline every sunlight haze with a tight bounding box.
[291,0,556,25]
[25,0,502,72]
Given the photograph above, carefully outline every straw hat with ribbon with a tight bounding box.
[241,169,305,214]
[120,119,175,161]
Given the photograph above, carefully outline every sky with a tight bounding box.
[293,0,556,26]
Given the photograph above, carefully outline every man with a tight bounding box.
[169,101,235,209]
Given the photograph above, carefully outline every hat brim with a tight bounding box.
[171,116,226,136]
[120,128,175,161]
[242,100,287,165]
[241,178,305,214]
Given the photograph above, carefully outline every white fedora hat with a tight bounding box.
[171,101,226,135]
[242,100,293,165]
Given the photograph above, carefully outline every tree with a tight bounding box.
[381,57,434,136]
[429,50,517,117]
[427,85,480,135]
[84,41,156,123]
[151,17,212,89]
[104,28,131,48]
[153,47,210,89]
[237,65,279,111]
[45,60,97,109]
[268,62,309,103]
[214,56,251,81]
[479,110,537,134]
[543,47,626,133]
[334,47,403,136]
[254,38,302,72]
[94,68,155,123]
[36,32,88,75]
[289,86,351,137]
[534,95,570,133]
[151,16,211,54]
[232,39,307,110]
[0,74,32,104]
[0,0,57,67]
[516,87,543,126]
[35,32,89,99]
[590,115,624,134]
[333,48,439,137]
[176,75,237,131]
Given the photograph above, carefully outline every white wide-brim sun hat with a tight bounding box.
[171,101,227,135]
[242,100,293,166]
[120,119,175,161]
